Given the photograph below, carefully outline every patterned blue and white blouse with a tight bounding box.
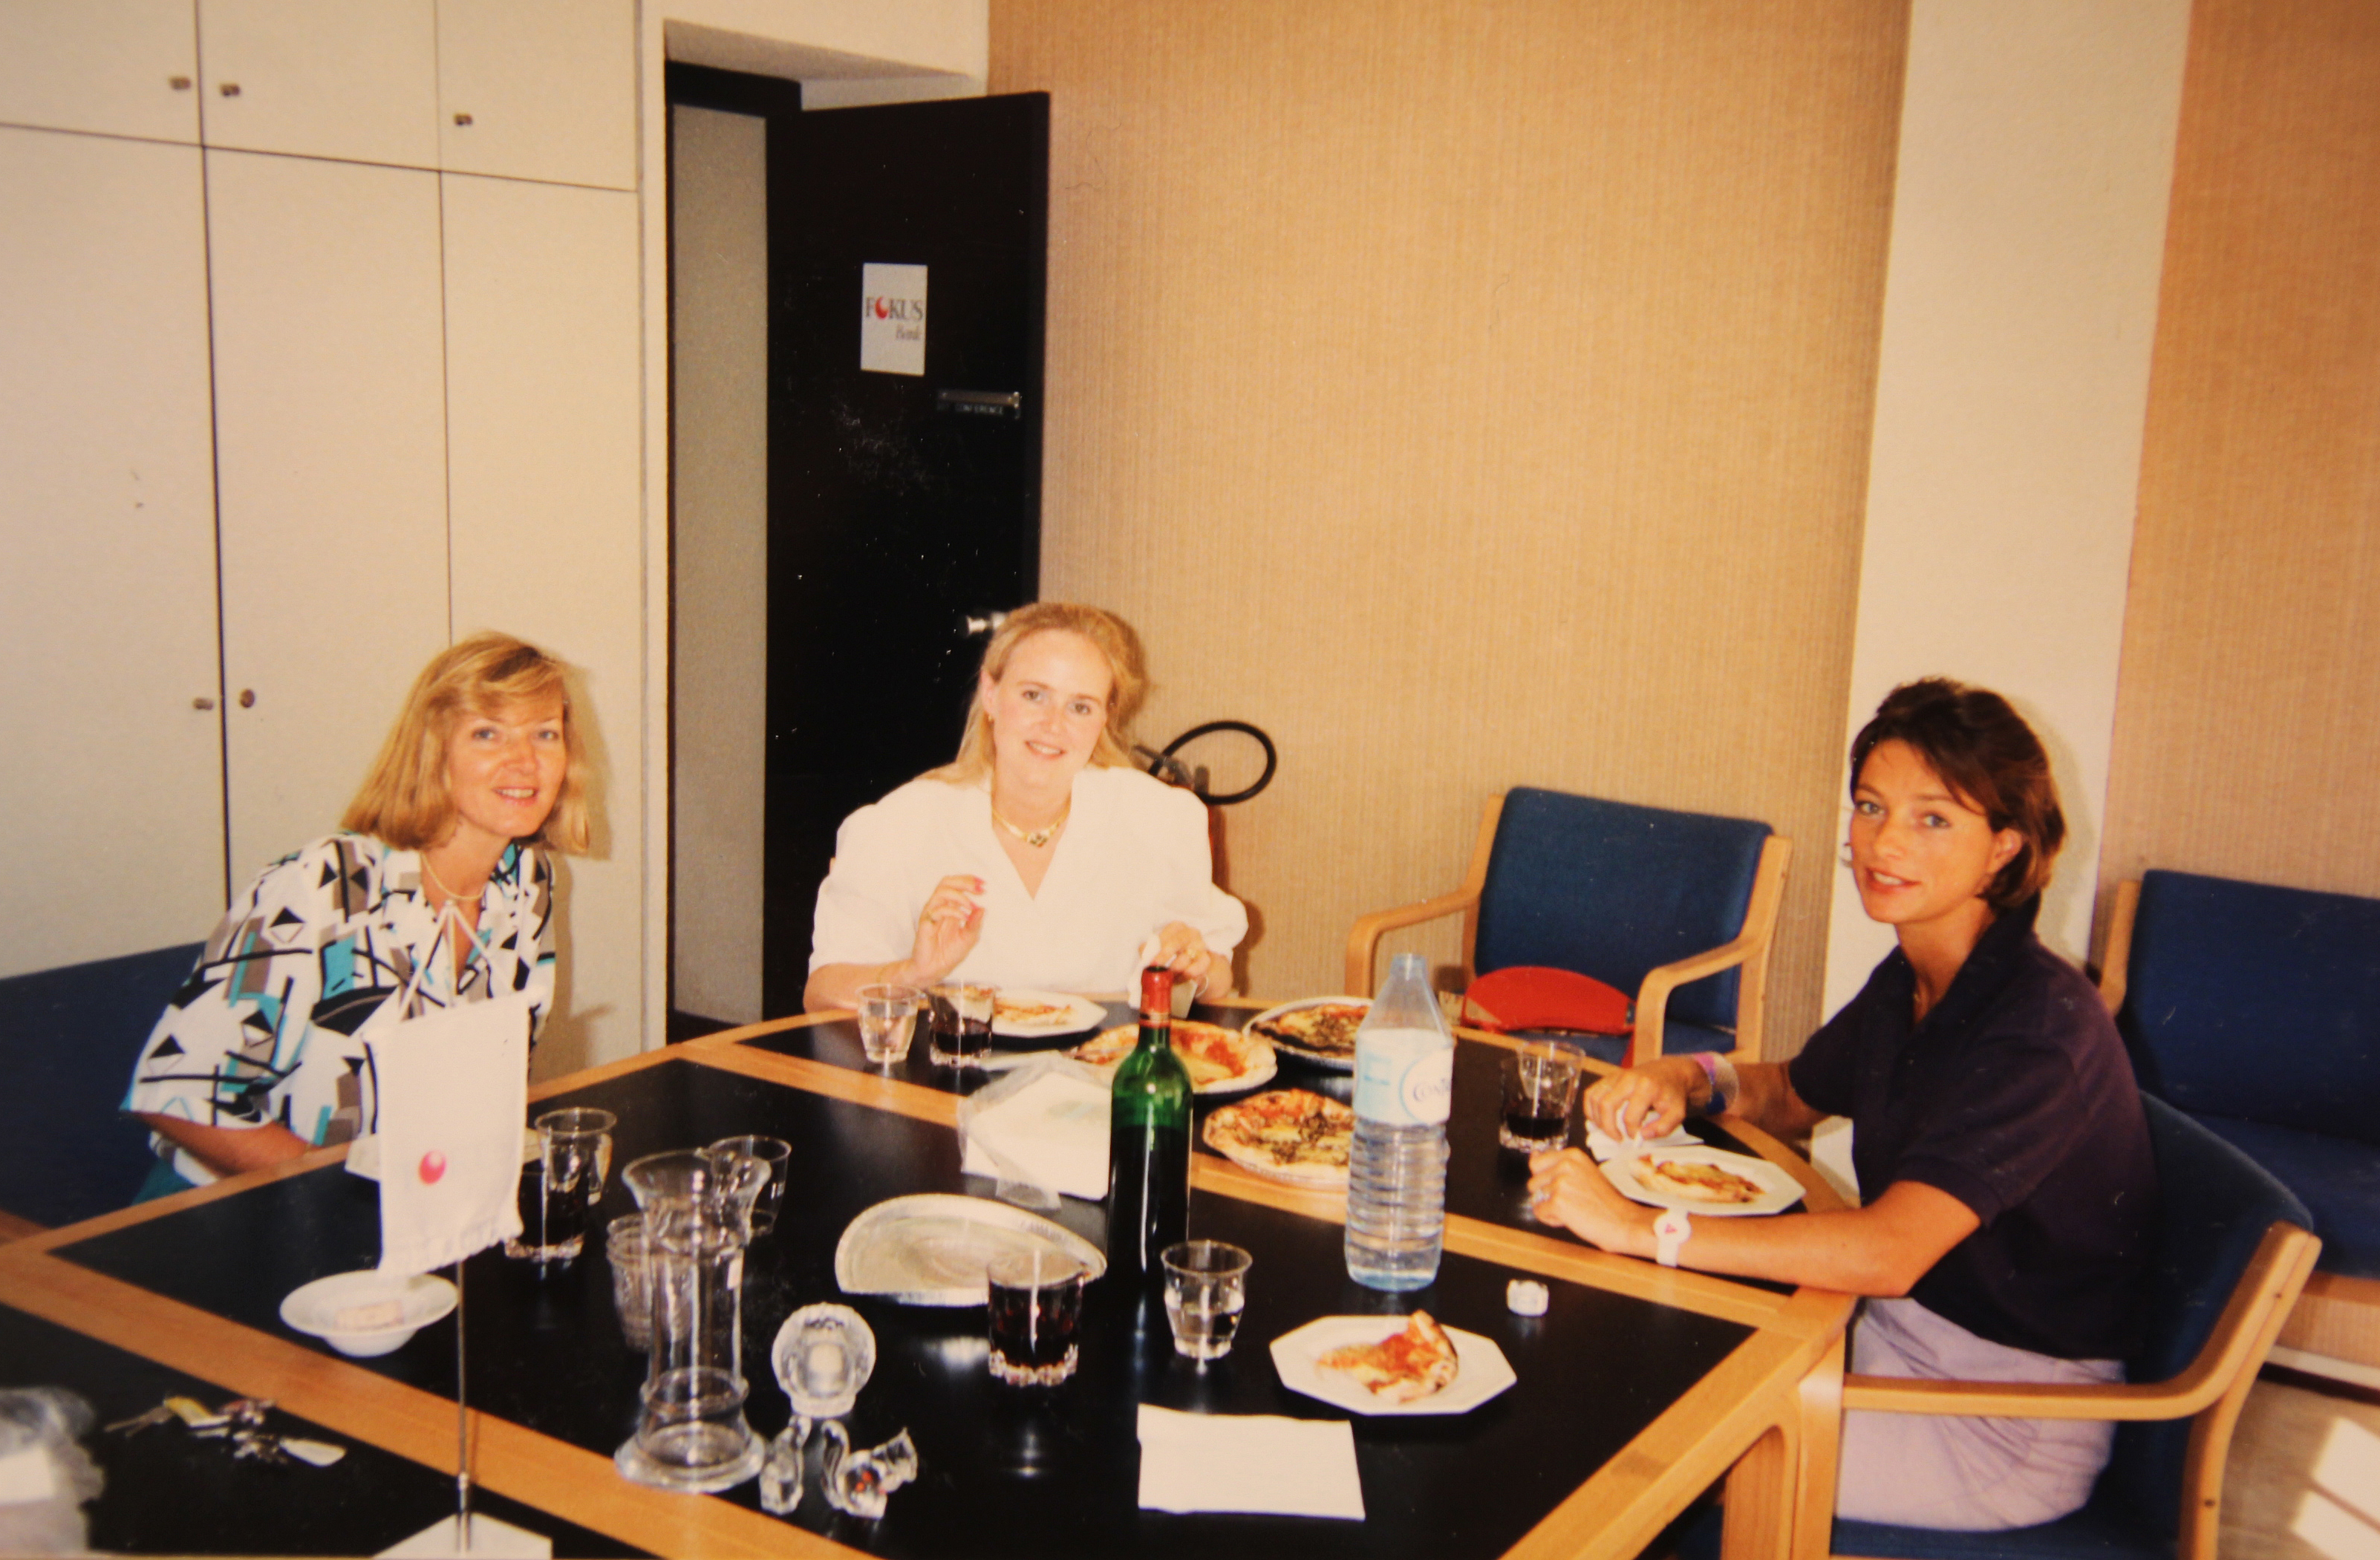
[123,832,555,1183]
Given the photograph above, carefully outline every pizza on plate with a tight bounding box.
[1067,1020,1274,1092]
[1200,1089,1354,1186]
[1250,1002,1367,1061]
[994,996,1077,1028]
[1637,1156,1767,1206]
[1314,1310,1461,1403]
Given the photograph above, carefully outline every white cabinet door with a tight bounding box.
[0,0,201,143]
[198,0,437,169]
[207,150,451,882]
[442,172,642,1070]
[436,0,635,191]
[0,127,224,976]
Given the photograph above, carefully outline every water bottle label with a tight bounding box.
[1354,1029,1453,1126]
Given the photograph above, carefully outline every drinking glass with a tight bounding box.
[1499,1040,1585,1152]
[705,1135,791,1238]
[504,1106,617,1265]
[986,1250,1086,1386]
[607,1215,653,1350]
[928,982,996,1068]
[1160,1241,1251,1362]
[856,982,924,1065]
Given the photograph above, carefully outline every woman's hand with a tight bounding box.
[905,875,987,986]
[1148,921,1233,998]
[1526,1147,1654,1256]
[1580,1055,1706,1141]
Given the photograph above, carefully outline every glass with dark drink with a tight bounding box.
[1499,1040,1585,1153]
[986,1250,1087,1386]
[928,982,996,1067]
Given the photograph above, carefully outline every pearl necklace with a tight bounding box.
[420,854,487,907]
[989,799,1069,849]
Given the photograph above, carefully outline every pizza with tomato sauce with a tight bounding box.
[1314,1310,1461,1403]
[1067,1020,1277,1094]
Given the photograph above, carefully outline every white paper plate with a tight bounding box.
[991,990,1109,1039]
[345,1128,541,1181]
[1241,996,1369,1071]
[1600,1144,1804,1216]
[834,1194,1107,1306]
[279,1270,457,1357]
[1270,1316,1516,1417]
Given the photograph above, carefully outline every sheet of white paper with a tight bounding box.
[959,1070,1111,1200]
[1135,1405,1365,1519]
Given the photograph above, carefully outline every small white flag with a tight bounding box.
[371,994,531,1276]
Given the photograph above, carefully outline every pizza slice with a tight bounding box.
[1314,1310,1461,1403]
[1251,1002,1367,1060]
[1638,1156,1765,1206]
[1069,1021,1271,1091]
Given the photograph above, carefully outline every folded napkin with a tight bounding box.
[1135,1405,1365,1520]
[1582,1123,1699,1163]
[958,1065,1112,1201]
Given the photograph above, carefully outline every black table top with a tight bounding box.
[0,1299,642,1557]
[51,1054,1755,1559]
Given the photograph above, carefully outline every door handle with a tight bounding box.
[963,613,1009,637]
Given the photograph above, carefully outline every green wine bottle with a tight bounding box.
[1106,966,1193,1282]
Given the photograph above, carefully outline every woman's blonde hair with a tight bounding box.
[933,602,1149,786]
[342,632,592,854]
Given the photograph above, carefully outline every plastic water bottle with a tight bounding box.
[1344,952,1454,1290]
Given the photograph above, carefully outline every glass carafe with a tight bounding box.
[613,1149,772,1492]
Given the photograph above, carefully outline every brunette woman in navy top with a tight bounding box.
[1529,679,2156,1531]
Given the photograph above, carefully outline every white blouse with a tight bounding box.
[809,765,1248,996]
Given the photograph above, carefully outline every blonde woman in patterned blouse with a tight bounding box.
[124,633,590,1195]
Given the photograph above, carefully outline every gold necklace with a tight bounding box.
[989,799,1069,849]
[420,853,487,907]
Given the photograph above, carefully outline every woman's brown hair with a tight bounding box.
[1850,678,2064,910]
[342,632,592,854]
[933,602,1149,786]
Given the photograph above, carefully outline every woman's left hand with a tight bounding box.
[1149,921,1233,999]
[1526,1147,1656,1257]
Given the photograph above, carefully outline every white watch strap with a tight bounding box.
[1654,1209,1692,1267]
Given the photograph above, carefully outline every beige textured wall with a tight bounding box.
[991,0,1908,1048]
[2100,0,2380,921]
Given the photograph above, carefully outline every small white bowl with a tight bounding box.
[280,1270,457,1357]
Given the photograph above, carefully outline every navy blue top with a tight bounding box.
[1790,899,2157,1360]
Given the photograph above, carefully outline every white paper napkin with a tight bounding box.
[959,1068,1112,1200]
[1135,1405,1365,1520]
[1582,1123,1699,1163]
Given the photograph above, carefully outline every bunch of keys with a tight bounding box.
[103,1395,345,1466]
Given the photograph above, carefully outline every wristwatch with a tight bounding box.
[1653,1209,1693,1268]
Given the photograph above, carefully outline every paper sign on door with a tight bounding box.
[861,264,927,376]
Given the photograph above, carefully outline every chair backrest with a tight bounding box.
[2104,1095,2314,1536]
[0,942,201,1227]
[1473,789,1770,1031]
[2121,868,2380,1145]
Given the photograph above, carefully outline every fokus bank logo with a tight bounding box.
[860,262,927,376]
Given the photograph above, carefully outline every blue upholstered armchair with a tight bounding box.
[1799,1099,2318,1560]
[1343,788,1790,1063]
[2099,868,2380,1371]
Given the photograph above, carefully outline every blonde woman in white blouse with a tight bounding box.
[804,603,1246,1010]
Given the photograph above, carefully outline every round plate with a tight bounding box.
[279,1270,457,1354]
[1242,996,1369,1070]
[1269,1316,1516,1416]
[1600,1144,1804,1216]
[991,990,1109,1040]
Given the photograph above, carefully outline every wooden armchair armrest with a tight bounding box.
[1633,931,1764,1060]
[1842,1222,2318,1423]
[1634,837,1791,1060]
[1346,889,1478,996]
[2097,878,2140,1016]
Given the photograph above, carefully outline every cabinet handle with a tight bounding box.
[238,689,256,708]
[192,696,216,711]
[218,82,241,97]
[453,111,474,126]
[169,76,192,91]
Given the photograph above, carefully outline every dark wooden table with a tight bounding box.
[0,1005,1851,1559]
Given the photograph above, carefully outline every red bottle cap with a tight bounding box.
[1140,965,1175,1014]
